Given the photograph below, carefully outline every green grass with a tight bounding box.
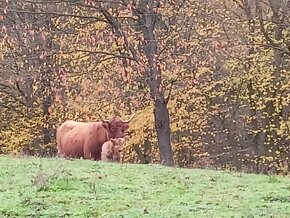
[0,155,290,217]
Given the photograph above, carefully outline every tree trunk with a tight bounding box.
[99,0,174,166]
[268,0,283,155]
[38,11,54,147]
[259,0,283,156]
[154,98,173,166]
[138,0,174,166]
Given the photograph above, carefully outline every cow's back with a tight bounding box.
[56,121,110,160]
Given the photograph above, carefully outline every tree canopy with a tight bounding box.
[1,0,290,173]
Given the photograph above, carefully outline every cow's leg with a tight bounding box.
[84,143,102,161]
[89,151,101,161]
[57,152,64,158]
[56,136,66,158]
[83,147,92,160]
[57,147,66,158]
[95,151,102,161]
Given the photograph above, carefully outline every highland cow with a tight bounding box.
[56,114,135,160]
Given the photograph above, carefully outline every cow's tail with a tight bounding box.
[56,128,63,157]
[56,125,69,157]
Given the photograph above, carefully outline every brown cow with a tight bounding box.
[101,138,125,162]
[56,114,135,160]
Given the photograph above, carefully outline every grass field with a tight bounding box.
[0,155,290,217]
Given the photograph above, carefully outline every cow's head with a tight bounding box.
[101,113,135,138]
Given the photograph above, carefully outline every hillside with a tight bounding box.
[0,155,290,217]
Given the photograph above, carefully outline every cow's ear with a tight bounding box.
[102,122,109,130]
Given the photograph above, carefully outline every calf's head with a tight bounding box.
[110,138,125,152]
[106,138,125,162]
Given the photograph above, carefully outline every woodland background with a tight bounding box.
[1,0,290,174]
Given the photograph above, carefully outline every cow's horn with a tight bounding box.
[122,113,136,123]
[97,112,110,122]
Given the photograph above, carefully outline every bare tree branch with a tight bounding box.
[71,49,138,61]
[0,7,107,22]
[15,81,27,99]
[0,103,26,116]
[256,3,277,46]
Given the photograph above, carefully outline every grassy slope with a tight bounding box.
[0,156,290,218]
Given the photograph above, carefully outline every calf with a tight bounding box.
[101,138,125,163]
